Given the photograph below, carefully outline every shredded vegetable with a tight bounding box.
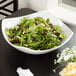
[5,17,66,50]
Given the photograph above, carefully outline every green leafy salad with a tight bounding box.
[53,46,76,75]
[5,17,66,50]
[55,46,76,64]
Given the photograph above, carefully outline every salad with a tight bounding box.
[5,17,66,50]
[54,46,76,76]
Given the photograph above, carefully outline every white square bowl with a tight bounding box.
[2,10,73,55]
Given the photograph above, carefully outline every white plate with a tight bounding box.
[2,10,73,55]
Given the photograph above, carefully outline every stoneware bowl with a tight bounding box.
[2,10,73,55]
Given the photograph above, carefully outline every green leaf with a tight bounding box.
[54,25,62,32]
[46,18,50,24]
[59,33,66,39]
[5,29,10,35]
